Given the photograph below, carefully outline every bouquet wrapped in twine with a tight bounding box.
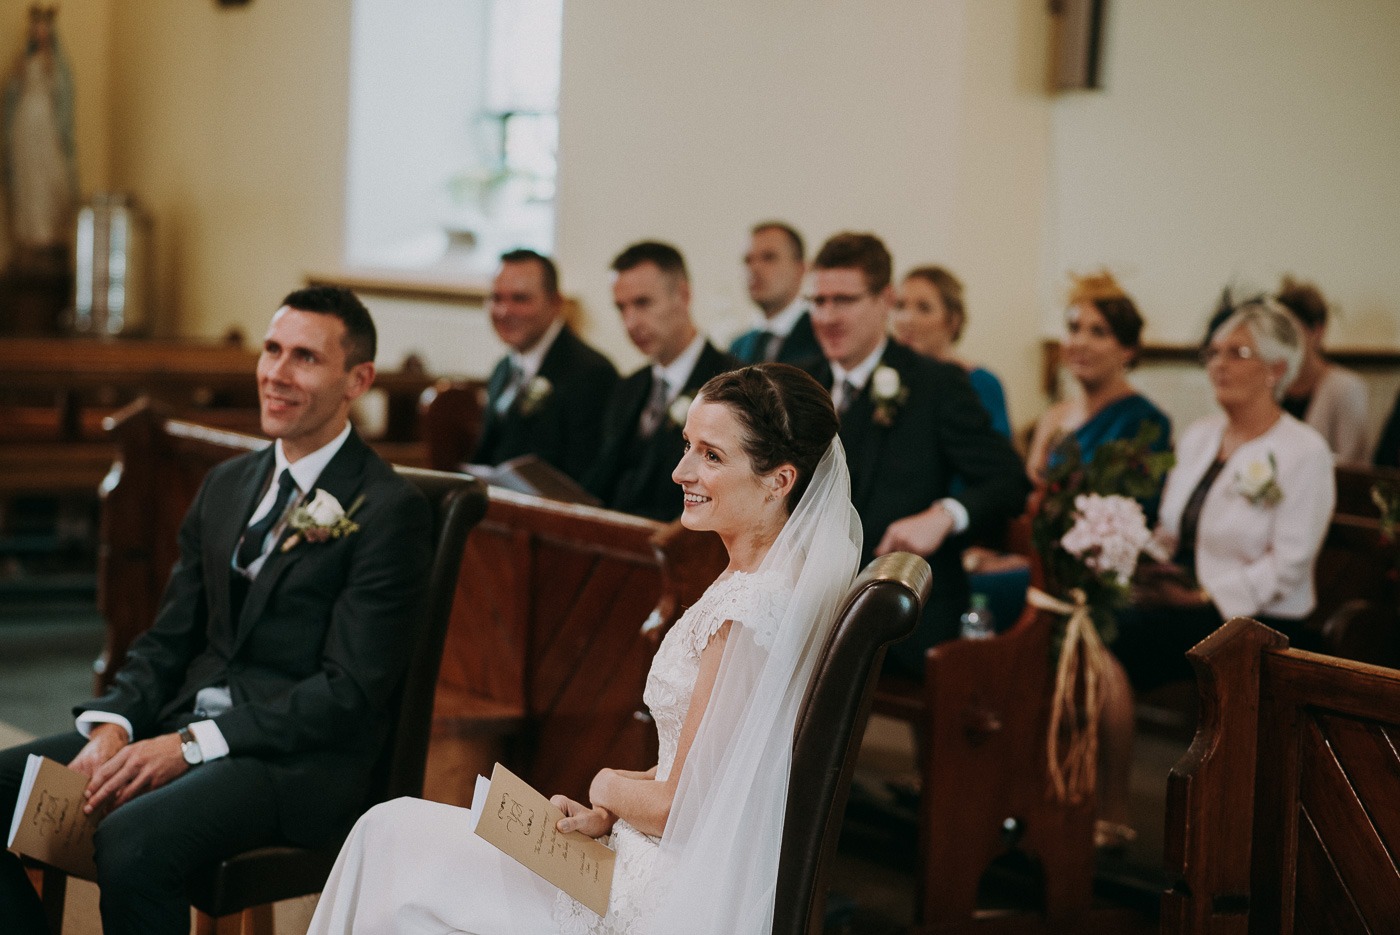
[1030,423,1173,803]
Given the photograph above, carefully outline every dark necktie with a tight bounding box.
[236,469,298,570]
[837,379,858,415]
[496,360,526,414]
[638,376,669,438]
[762,331,783,363]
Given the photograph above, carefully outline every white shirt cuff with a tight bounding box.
[187,719,230,761]
[76,711,134,742]
[937,498,970,534]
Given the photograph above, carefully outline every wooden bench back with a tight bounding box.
[1164,617,1400,932]
[432,489,727,800]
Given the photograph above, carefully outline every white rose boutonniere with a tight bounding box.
[282,490,366,552]
[1232,453,1283,507]
[869,365,909,428]
[668,393,694,429]
[518,375,553,417]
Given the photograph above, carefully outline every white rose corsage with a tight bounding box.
[869,365,909,428]
[518,375,553,416]
[281,489,365,552]
[1232,453,1282,507]
[668,393,694,429]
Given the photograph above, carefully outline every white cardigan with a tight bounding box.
[1156,412,1335,621]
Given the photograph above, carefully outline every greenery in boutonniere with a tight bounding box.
[518,375,553,417]
[1031,422,1175,643]
[869,365,908,428]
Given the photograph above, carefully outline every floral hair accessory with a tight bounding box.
[282,490,365,552]
[668,393,694,429]
[518,375,553,416]
[869,365,908,427]
[1233,453,1282,506]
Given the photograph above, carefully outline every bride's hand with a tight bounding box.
[550,795,616,838]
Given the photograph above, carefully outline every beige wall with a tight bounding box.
[106,0,351,339]
[555,0,1054,426]
[47,0,1394,425]
[1047,0,1400,348]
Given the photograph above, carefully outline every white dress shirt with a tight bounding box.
[652,332,707,406]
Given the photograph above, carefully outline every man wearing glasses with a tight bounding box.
[804,232,1028,675]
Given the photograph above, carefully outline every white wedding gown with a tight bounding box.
[307,570,783,935]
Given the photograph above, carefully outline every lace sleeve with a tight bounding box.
[685,571,791,653]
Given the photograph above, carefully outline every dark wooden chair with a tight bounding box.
[773,551,932,935]
[1163,616,1400,932]
[184,465,486,934]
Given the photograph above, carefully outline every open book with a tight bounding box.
[464,455,602,507]
[6,755,99,880]
[468,762,616,916]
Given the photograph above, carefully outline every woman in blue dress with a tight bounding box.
[1027,272,1171,514]
[891,265,1011,438]
[1026,271,1171,849]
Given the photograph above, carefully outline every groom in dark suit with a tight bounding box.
[472,249,618,483]
[805,233,1029,674]
[729,221,820,366]
[0,287,432,935]
[587,241,737,521]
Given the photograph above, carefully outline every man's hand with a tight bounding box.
[549,794,616,839]
[875,503,955,557]
[68,722,129,780]
[84,733,189,814]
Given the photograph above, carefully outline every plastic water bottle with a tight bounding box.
[960,593,995,640]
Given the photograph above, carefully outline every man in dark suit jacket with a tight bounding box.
[587,241,738,521]
[0,287,431,935]
[473,249,618,483]
[729,221,821,366]
[805,233,1029,675]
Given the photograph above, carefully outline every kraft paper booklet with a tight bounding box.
[6,755,99,880]
[469,762,615,916]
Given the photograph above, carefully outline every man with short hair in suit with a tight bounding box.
[587,241,738,521]
[0,287,432,935]
[473,249,618,483]
[729,221,820,365]
[805,233,1029,674]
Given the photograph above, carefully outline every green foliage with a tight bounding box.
[1031,422,1175,642]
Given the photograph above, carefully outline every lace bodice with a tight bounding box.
[552,570,788,933]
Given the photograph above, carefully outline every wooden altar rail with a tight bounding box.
[97,400,728,807]
[0,336,438,496]
[1163,618,1400,931]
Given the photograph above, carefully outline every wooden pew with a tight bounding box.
[419,379,489,472]
[1163,617,1400,931]
[96,400,728,808]
[430,493,727,804]
[910,607,1144,933]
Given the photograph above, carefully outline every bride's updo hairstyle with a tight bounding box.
[695,363,838,514]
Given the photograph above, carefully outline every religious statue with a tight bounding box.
[3,4,77,267]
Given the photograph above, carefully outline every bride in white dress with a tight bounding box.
[307,364,861,935]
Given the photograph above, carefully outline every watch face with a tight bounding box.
[181,737,202,765]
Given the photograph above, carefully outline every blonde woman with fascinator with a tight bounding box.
[307,365,861,935]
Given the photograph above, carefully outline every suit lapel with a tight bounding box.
[232,432,371,652]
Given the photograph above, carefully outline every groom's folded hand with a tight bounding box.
[84,733,189,813]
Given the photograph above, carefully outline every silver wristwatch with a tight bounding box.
[178,726,204,766]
